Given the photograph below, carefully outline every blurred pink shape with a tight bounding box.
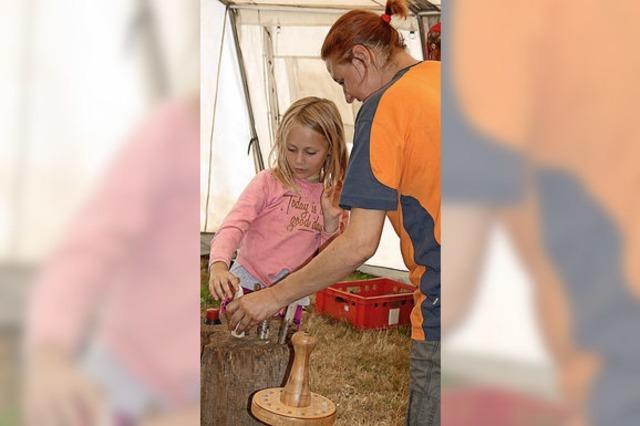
[25,99,200,409]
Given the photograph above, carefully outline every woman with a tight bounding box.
[227,1,440,424]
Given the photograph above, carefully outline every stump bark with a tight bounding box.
[201,319,292,425]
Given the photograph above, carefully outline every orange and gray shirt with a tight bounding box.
[340,61,441,341]
[445,0,640,422]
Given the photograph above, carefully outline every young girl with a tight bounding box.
[208,97,348,320]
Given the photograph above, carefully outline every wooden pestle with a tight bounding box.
[281,331,316,407]
[250,330,336,425]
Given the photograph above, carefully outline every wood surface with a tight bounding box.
[201,319,292,425]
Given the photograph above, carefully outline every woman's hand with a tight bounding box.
[208,262,240,301]
[320,181,344,233]
[226,287,283,333]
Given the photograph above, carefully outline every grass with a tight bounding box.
[201,258,412,425]
[344,270,378,281]
[304,311,411,425]
[200,257,217,309]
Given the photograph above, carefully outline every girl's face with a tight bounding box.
[285,124,329,182]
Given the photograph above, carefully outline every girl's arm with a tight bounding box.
[209,171,270,267]
[226,208,386,331]
[208,171,270,298]
[24,102,192,426]
[208,261,240,301]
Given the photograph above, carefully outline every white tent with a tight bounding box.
[201,0,440,274]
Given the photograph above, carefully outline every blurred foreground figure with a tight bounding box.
[23,100,200,425]
[443,1,640,425]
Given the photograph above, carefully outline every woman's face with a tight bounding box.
[325,49,384,103]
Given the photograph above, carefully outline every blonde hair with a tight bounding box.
[270,97,348,191]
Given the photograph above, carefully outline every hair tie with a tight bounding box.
[381,13,391,24]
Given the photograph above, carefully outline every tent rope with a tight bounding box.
[247,137,259,155]
[203,4,229,232]
[228,8,266,173]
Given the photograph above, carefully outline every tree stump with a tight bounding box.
[201,319,292,425]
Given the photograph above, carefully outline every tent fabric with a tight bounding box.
[201,1,256,230]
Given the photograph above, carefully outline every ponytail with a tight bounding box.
[321,0,409,64]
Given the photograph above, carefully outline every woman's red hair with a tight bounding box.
[321,0,409,64]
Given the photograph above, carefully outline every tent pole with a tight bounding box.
[229,4,379,14]
[408,3,440,60]
[416,14,428,60]
[417,11,441,17]
[263,26,280,146]
[229,8,265,173]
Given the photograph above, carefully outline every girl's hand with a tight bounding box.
[320,181,344,233]
[209,262,240,301]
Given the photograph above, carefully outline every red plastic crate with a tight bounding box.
[315,278,415,330]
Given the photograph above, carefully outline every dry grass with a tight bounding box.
[304,310,411,425]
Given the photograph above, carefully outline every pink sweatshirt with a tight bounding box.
[25,100,200,407]
[209,170,337,286]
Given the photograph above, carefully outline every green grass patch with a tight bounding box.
[344,270,378,281]
[200,257,217,309]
